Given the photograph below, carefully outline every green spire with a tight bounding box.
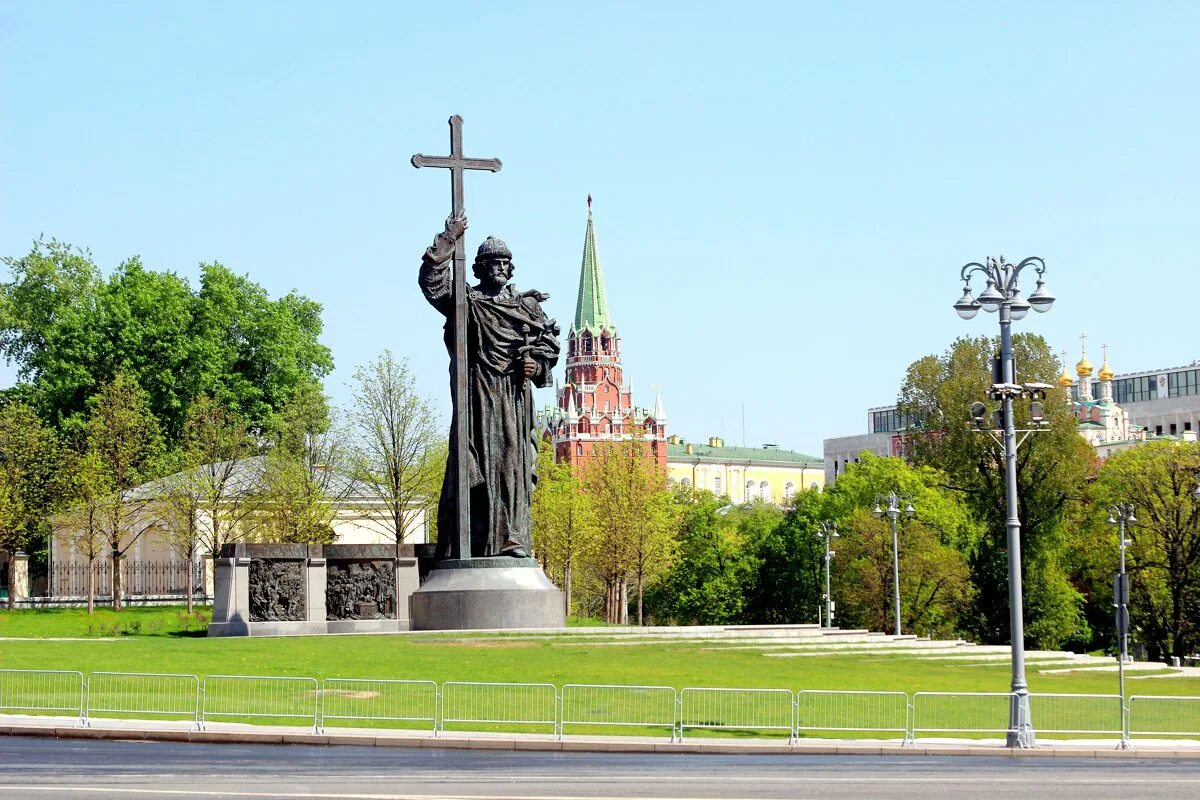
[573,196,615,335]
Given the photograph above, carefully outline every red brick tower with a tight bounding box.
[544,197,667,467]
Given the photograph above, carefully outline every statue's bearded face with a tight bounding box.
[475,257,513,290]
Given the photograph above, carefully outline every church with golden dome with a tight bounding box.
[1063,335,1145,459]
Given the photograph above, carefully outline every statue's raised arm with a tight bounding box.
[418,214,468,314]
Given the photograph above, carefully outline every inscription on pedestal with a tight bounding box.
[326,560,396,620]
[248,559,306,622]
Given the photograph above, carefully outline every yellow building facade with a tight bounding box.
[666,435,824,505]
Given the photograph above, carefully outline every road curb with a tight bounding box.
[3,723,1199,758]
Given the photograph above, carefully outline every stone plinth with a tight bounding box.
[8,552,30,604]
[207,543,421,637]
[409,557,565,631]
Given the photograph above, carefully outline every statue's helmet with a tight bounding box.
[475,236,512,262]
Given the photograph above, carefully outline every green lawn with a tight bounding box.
[2,607,1197,700]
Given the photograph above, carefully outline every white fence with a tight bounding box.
[679,687,794,741]
[796,689,910,740]
[85,672,200,727]
[2,670,1199,747]
[0,669,85,722]
[561,683,677,739]
[320,678,437,733]
[440,681,557,735]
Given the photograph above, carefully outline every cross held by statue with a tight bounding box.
[411,115,502,561]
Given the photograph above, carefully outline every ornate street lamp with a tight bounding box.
[955,255,1054,749]
[1107,502,1135,749]
[871,492,914,637]
[816,521,840,628]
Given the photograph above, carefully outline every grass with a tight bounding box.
[4,607,1200,741]
[3,607,1198,700]
[0,606,211,638]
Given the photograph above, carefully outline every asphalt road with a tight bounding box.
[1,737,1198,800]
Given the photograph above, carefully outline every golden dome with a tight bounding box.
[1075,334,1093,377]
[1058,368,1074,388]
[1097,344,1114,381]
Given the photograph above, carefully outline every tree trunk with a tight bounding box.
[636,573,644,627]
[186,556,195,615]
[111,551,123,612]
[5,552,14,611]
[619,579,628,625]
[87,560,95,615]
[563,564,572,618]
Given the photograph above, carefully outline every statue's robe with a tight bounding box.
[420,251,560,559]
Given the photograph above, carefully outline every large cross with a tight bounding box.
[412,115,502,560]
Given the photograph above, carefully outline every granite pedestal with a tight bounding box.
[409,557,565,630]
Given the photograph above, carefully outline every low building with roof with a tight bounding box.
[666,435,824,504]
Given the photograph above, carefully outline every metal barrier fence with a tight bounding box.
[85,672,200,728]
[0,669,85,723]
[320,678,438,733]
[200,675,320,732]
[439,681,556,735]
[797,690,910,741]
[679,687,794,741]
[561,684,677,740]
[911,692,1016,740]
[1029,693,1123,738]
[3,670,1200,746]
[1129,695,1200,739]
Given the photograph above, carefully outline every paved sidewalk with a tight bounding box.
[3,714,1199,758]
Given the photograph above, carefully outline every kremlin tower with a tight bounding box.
[541,197,667,467]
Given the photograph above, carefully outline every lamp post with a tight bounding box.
[816,521,839,628]
[1107,502,1135,749]
[872,492,914,637]
[954,255,1054,749]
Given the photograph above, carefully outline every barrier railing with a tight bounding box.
[679,687,794,741]
[796,689,910,742]
[3,670,1200,747]
[911,692,1016,741]
[1129,695,1200,740]
[0,669,85,724]
[1029,693,1123,739]
[439,681,556,736]
[561,683,677,740]
[200,675,320,732]
[320,678,438,733]
[85,672,200,728]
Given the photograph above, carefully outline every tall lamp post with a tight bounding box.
[816,521,840,628]
[872,492,914,636]
[954,255,1055,749]
[1107,502,1135,750]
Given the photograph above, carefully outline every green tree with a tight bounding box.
[86,374,165,610]
[54,449,114,614]
[347,351,441,556]
[898,334,1092,648]
[644,489,759,625]
[255,385,351,545]
[0,240,333,442]
[0,401,63,607]
[743,490,823,625]
[531,438,597,616]
[824,454,979,636]
[581,439,677,624]
[1090,440,1200,661]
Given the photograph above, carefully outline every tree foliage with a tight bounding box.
[898,334,1092,648]
[347,351,441,551]
[0,238,333,442]
[531,438,598,617]
[579,439,677,624]
[1090,440,1200,660]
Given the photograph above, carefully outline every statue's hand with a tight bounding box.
[427,214,467,263]
[521,357,537,379]
[444,213,468,241]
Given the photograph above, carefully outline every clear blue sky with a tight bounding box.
[2,2,1197,457]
